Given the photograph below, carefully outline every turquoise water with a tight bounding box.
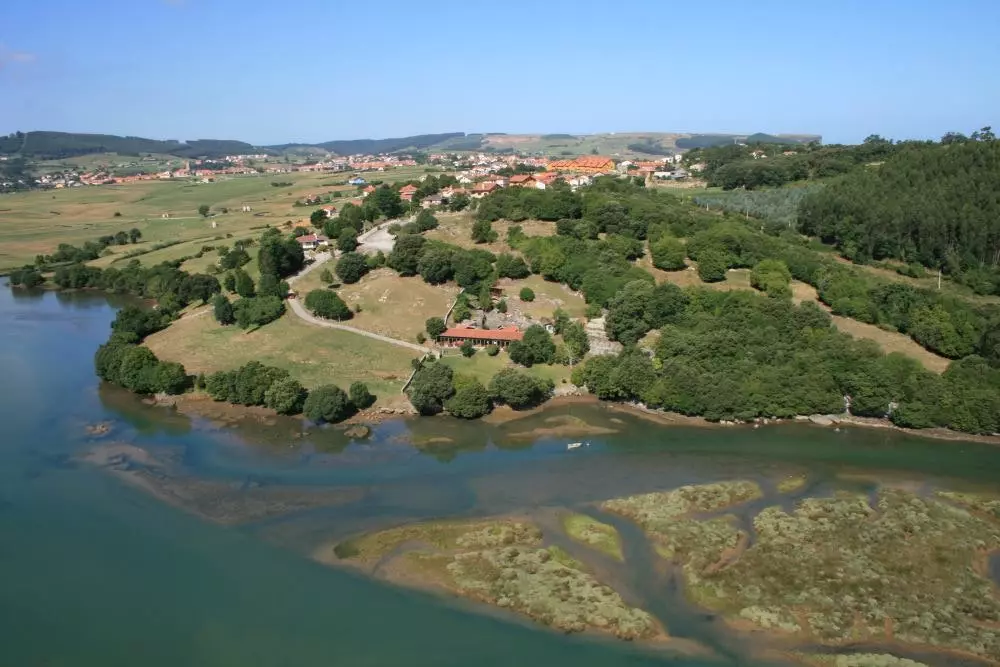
[2,287,999,666]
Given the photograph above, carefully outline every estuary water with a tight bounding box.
[2,286,999,667]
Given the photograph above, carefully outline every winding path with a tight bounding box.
[286,221,431,355]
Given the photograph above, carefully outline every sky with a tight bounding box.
[1,0,998,145]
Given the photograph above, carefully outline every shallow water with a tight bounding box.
[2,287,999,666]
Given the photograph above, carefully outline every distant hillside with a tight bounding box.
[309,132,467,155]
[0,131,264,160]
[676,133,821,149]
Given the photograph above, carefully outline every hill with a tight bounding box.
[676,133,821,149]
[0,131,263,160]
[311,132,466,155]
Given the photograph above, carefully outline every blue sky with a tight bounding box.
[1,0,997,145]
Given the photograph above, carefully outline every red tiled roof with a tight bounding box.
[399,184,418,193]
[440,326,523,342]
[509,174,533,183]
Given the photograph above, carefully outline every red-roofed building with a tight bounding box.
[399,184,419,201]
[439,325,523,348]
[296,234,329,251]
[362,184,376,196]
[508,174,534,186]
[470,182,498,198]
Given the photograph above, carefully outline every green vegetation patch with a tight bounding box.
[337,518,656,639]
[776,475,808,493]
[562,513,624,561]
[694,490,1000,660]
[796,654,930,667]
[936,490,1000,520]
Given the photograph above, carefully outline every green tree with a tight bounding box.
[417,247,455,284]
[445,381,492,418]
[696,249,728,282]
[233,268,255,297]
[460,340,476,357]
[478,283,493,312]
[750,259,792,299]
[497,299,508,313]
[508,324,555,367]
[448,192,470,212]
[304,289,352,320]
[562,320,590,362]
[118,346,161,393]
[349,381,376,409]
[310,209,328,226]
[319,268,334,284]
[257,272,289,299]
[223,271,236,292]
[388,234,427,276]
[336,252,369,284]
[128,228,142,243]
[425,316,447,339]
[414,209,439,231]
[153,361,190,395]
[212,294,235,325]
[407,362,455,415]
[371,185,404,219]
[471,219,497,244]
[198,204,210,217]
[606,280,654,345]
[519,287,535,302]
[485,344,500,356]
[337,228,359,253]
[495,253,530,279]
[232,296,285,329]
[650,235,687,270]
[488,368,552,409]
[264,377,307,415]
[303,384,354,423]
[257,228,305,278]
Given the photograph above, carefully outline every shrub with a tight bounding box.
[212,294,235,325]
[445,381,492,419]
[425,316,447,340]
[349,381,376,410]
[488,368,553,409]
[264,378,307,415]
[520,287,536,302]
[407,363,455,415]
[696,250,728,282]
[486,344,500,356]
[508,324,555,367]
[232,296,285,329]
[303,384,354,423]
[336,252,369,284]
[304,289,352,320]
[460,340,476,357]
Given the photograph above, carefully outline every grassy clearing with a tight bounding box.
[561,513,624,561]
[144,308,418,397]
[791,281,951,373]
[496,274,587,319]
[440,351,572,386]
[424,213,555,255]
[337,269,459,342]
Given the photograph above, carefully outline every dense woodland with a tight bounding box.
[0,131,259,160]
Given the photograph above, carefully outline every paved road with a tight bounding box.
[286,222,430,354]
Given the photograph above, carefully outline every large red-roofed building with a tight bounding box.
[439,325,523,348]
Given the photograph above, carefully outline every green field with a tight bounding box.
[480,132,685,157]
[145,308,419,397]
[0,167,441,271]
[441,351,572,386]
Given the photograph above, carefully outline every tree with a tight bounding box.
[417,247,455,284]
[980,321,1000,367]
[264,377,307,415]
[471,219,497,244]
[414,209,439,231]
[497,299,508,314]
[519,287,535,302]
[750,259,792,299]
[388,234,427,276]
[488,368,552,409]
[128,228,142,243]
[223,272,236,293]
[349,381,376,409]
[445,381,492,418]
[319,268,334,284]
[336,252,369,284]
[696,249,728,282]
[257,228,304,278]
[449,192,470,212]
[425,316,447,340]
[460,340,476,357]
[478,283,493,312]
[310,209,328,227]
[303,384,354,423]
[219,248,250,270]
[233,268,255,297]
[337,228,359,253]
[651,235,687,271]
[486,344,500,356]
[118,346,161,394]
[198,204,211,217]
[232,296,285,328]
[371,185,404,219]
[606,280,654,345]
[304,289,352,320]
[213,294,235,325]
[495,253,530,279]
[407,362,455,415]
[562,320,590,362]
[508,324,555,367]
[257,272,289,299]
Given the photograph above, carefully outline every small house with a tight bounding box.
[296,234,329,251]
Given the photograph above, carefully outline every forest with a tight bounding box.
[798,137,1000,290]
[0,131,260,160]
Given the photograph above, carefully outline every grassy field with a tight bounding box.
[0,166,441,271]
[145,308,420,397]
[496,274,588,320]
[296,268,459,342]
[480,132,684,158]
[441,350,573,386]
[425,213,555,255]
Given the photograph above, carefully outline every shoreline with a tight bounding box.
[151,389,1000,448]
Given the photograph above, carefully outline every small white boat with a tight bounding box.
[566,442,588,450]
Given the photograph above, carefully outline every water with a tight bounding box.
[2,287,999,667]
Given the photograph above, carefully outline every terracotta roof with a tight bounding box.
[440,326,523,342]
[535,171,560,183]
[509,174,533,183]
[399,184,418,193]
[296,234,327,244]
